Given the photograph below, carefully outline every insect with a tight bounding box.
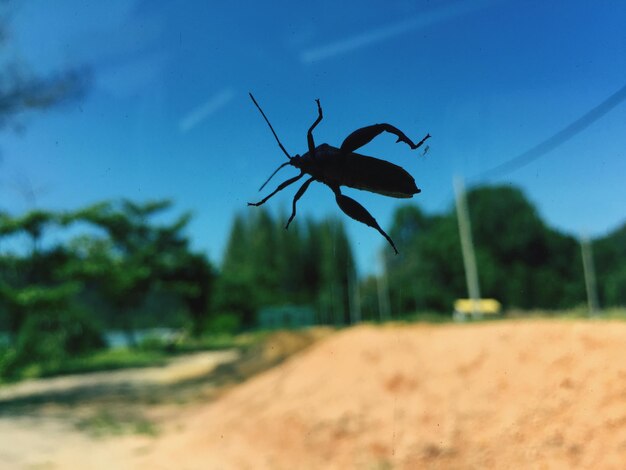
[247,93,430,254]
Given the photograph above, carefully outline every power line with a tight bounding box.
[473,82,626,181]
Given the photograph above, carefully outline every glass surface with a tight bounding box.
[1,1,625,468]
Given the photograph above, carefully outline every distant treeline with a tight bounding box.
[216,210,355,328]
[220,185,624,321]
[383,185,624,314]
[0,185,624,376]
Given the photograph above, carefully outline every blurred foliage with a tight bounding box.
[75,408,159,437]
[0,5,90,133]
[1,347,167,382]
[374,185,624,319]
[0,305,106,379]
[594,223,626,306]
[0,186,624,381]
[0,199,216,379]
[215,208,356,328]
[63,199,215,339]
[207,313,241,336]
[0,64,90,131]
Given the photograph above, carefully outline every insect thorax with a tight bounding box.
[294,144,345,184]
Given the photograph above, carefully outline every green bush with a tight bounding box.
[0,307,106,379]
[208,313,241,335]
[137,332,180,353]
[0,346,17,380]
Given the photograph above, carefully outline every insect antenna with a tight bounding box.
[258,161,291,191]
[249,92,292,160]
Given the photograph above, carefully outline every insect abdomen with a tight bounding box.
[342,154,420,198]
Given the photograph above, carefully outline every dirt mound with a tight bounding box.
[211,328,332,385]
[138,320,626,469]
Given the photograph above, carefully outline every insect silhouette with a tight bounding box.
[247,93,430,254]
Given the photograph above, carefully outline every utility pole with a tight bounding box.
[580,234,600,316]
[454,176,482,318]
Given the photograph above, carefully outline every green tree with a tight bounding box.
[0,211,105,378]
[275,209,306,303]
[162,252,215,337]
[0,210,81,335]
[358,275,381,322]
[213,213,258,327]
[381,185,587,315]
[314,218,355,325]
[594,223,626,306]
[68,199,198,343]
[249,209,280,305]
[466,186,583,309]
[216,209,355,328]
[385,205,435,314]
[0,283,105,378]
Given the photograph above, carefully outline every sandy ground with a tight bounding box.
[0,350,238,470]
[2,320,626,469]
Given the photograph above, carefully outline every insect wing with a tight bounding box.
[342,154,420,198]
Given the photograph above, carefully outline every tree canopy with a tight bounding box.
[379,185,594,316]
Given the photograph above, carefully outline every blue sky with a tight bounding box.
[1,0,625,275]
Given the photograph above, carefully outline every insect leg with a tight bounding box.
[331,186,399,254]
[340,124,430,153]
[285,177,315,229]
[248,173,304,207]
[307,99,323,154]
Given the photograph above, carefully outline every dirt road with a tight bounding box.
[0,350,238,404]
[0,350,238,470]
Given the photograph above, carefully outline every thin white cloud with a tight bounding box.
[179,88,236,133]
[300,0,496,64]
